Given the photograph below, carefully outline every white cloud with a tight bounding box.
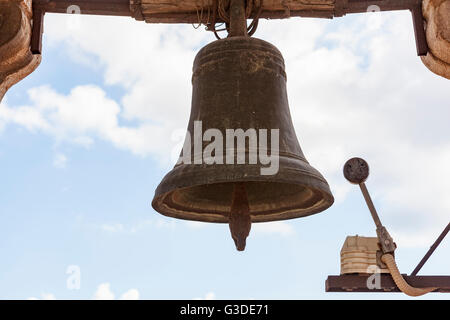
[0,84,182,164]
[93,283,115,300]
[27,293,56,300]
[27,284,140,300]
[93,283,140,300]
[3,12,450,248]
[41,293,56,300]
[120,289,140,300]
[0,99,49,132]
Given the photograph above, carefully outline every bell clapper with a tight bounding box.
[229,182,252,251]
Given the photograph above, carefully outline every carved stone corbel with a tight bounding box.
[421,0,450,79]
[0,0,41,102]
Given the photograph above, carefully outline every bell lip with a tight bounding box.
[152,183,334,224]
[151,162,334,224]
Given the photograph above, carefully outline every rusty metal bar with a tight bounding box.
[32,0,131,16]
[31,0,131,55]
[411,222,450,276]
[337,0,419,15]
[335,0,428,56]
[359,182,382,228]
[30,0,428,56]
[31,8,45,54]
[410,3,428,55]
[326,275,450,292]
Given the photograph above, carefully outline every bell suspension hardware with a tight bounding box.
[333,0,428,56]
[152,0,334,251]
[30,0,428,55]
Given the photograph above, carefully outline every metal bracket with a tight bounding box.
[30,0,132,54]
[31,7,45,55]
[410,2,428,56]
[334,0,428,56]
[30,0,428,55]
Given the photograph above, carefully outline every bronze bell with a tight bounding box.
[152,36,334,250]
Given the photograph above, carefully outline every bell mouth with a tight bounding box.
[152,180,332,223]
[152,159,334,223]
[151,36,334,225]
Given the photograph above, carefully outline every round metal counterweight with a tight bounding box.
[343,157,370,184]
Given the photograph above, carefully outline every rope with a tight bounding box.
[247,0,263,36]
[206,0,264,38]
[192,2,204,29]
[381,254,437,297]
[218,0,230,23]
[192,0,212,30]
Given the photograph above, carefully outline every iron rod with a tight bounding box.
[31,8,45,55]
[229,0,248,37]
[411,4,429,56]
[411,222,450,276]
[359,182,383,228]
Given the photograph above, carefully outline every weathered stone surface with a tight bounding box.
[421,0,450,79]
[0,0,40,102]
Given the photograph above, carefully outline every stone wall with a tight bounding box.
[421,0,450,79]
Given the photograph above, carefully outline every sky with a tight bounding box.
[0,10,449,300]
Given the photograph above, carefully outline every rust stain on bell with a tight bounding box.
[152,36,334,251]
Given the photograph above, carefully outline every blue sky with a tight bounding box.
[0,11,449,299]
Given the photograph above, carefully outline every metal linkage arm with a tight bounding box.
[343,157,396,254]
